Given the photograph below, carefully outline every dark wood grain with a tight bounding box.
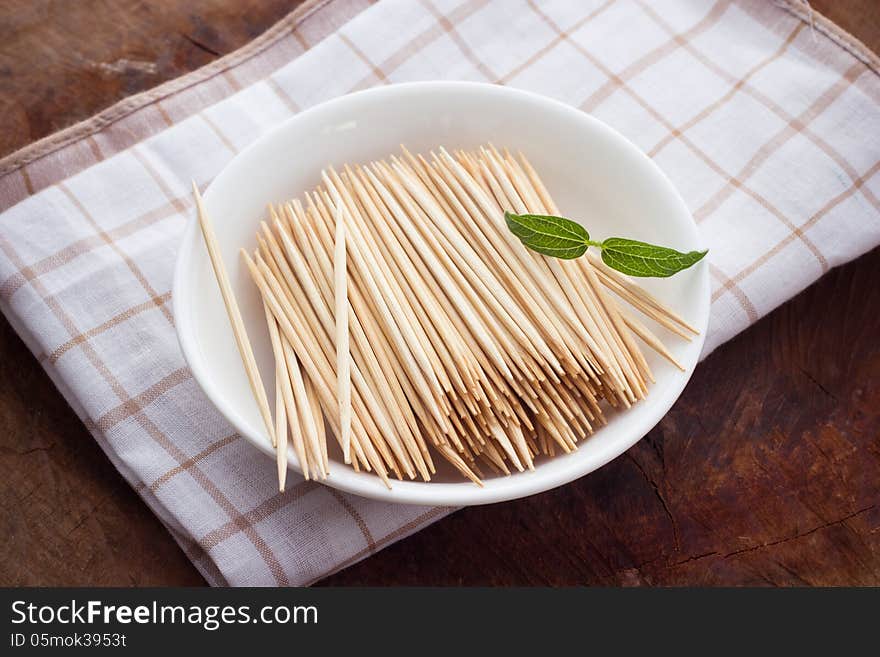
[0,0,300,158]
[0,0,878,587]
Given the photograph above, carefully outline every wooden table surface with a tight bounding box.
[1,0,878,586]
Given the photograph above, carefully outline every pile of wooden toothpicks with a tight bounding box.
[195,145,698,491]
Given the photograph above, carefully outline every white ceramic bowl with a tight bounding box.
[173,81,710,506]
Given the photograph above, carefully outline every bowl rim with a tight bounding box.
[173,80,710,506]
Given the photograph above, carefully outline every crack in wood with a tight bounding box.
[798,366,839,402]
[666,504,876,568]
[181,33,220,56]
[0,443,56,455]
[671,550,719,566]
[65,497,111,538]
[625,452,681,550]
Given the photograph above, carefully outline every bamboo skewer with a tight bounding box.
[622,311,685,371]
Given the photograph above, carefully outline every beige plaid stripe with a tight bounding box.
[709,264,759,321]
[198,482,319,550]
[642,1,879,214]
[0,0,877,585]
[223,70,243,92]
[265,77,302,113]
[130,147,189,212]
[646,23,806,158]
[57,183,176,325]
[147,433,239,492]
[93,367,191,432]
[200,114,240,154]
[345,0,490,92]
[291,23,312,51]
[581,0,734,111]
[155,102,175,127]
[45,291,172,364]
[695,62,865,225]
[711,158,880,303]
[339,32,390,82]
[522,1,801,320]
[85,136,105,162]
[498,0,616,84]
[20,167,35,196]
[0,198,182,301]
[306,505,452,585]
[327,488,378,551]
[420,0,498,80]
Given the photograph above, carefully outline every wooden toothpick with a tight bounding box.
[333,200,353,464]
[192,182,275,448]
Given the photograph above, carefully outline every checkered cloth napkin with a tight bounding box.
[0,0,878,586]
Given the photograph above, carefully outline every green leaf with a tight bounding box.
[504,211,591,260]
[599,238,707,277]
[503,211,707,277]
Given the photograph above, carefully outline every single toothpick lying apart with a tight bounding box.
[192,182,277,454]
[230,146,698,488]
